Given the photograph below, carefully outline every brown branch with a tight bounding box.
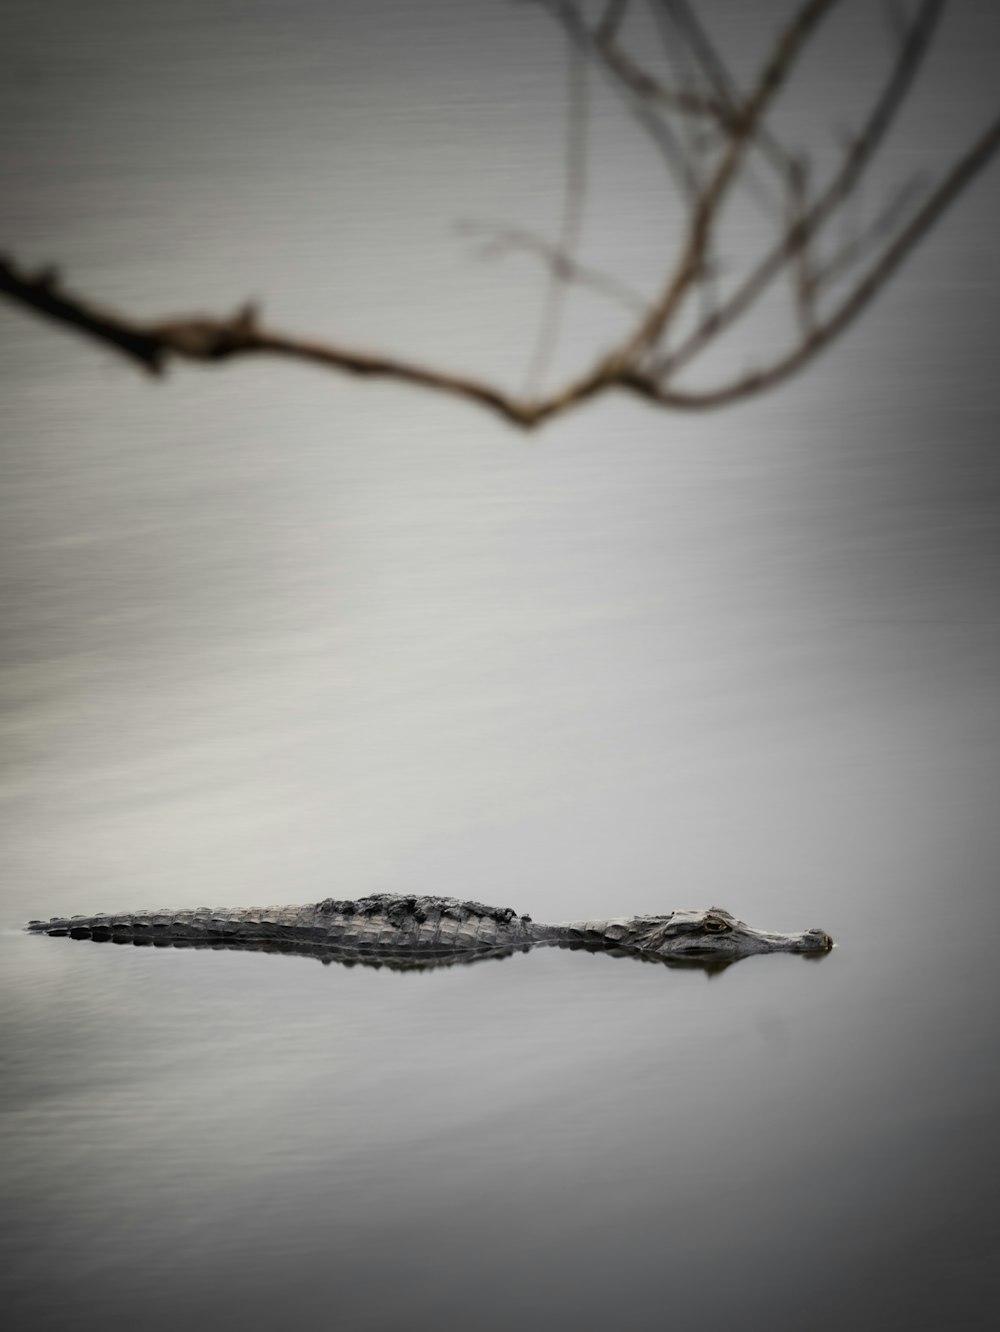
[0,258,166,372]
[629,112,1000,411]
[459,222,649,313]
[595,0,629,45]
[654,0,799,208]
[611,0,840,366]
[1,2,995,434]
[809,173,926,294]
[655,0,944,378]
[541,0,700,198]
[0,251,632,428]
[659,0,740,118]
[593,23,731,122]
[523,23,590,395]
[584,1,792,217]
[4,57,997,441]
[786,155,815,334]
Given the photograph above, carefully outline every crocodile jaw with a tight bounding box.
[600,908,834,959]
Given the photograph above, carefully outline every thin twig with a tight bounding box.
[786,155,815,333]
[523,23,590,395]
[614,0,840,365]
[543,0,700,198]
[655,0,944,378]
[625,113,1000,410]
[594,24,730,121]
[659,0,800,195]
[810,173,926,293]
[460,221,648,313]
[1,1,995,434]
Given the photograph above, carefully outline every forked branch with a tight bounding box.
[1,1,997,430]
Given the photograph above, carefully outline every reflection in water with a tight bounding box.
[25,928,800,974]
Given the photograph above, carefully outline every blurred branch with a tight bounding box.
[611,0,840,363]
[622,111,1000,410]
[1,1,997,430]
[653,0,796,211]
[0,259,165,371]
[593,19,731,123]
[809,173,926,293]
[544,0,699,198]
[653,0,946,377]
[523,22,590,395]
[0,255,551,426]
[459,222,649,314]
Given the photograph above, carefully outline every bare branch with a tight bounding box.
[613,0,841,366]
[625,112,1000,411]
[523,22,590,395]
[1,2,996,433]
[593,23,731,122]
[459,222,649,313]
[0,258,166,372]
[785,155,816,335]
[655,0,945,379]
[0,255,544,425]
[881,0,910,47]
[540,0,701,198]
[657,0,802,190]
[809,173,926,293]
[595,0,629,45]
[643,2,787,222]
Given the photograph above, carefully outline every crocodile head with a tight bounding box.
[603,907,833,959]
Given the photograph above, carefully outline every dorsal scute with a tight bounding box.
[314,893,525,927]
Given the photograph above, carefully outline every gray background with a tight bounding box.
[2,3,998,1329]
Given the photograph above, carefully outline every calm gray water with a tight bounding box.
[2,3,999,1329]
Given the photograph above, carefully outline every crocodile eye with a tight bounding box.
[703,918,731,934]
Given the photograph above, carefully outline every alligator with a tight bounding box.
[26,894,833,973]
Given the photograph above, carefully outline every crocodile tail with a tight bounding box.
[24,907,302,945]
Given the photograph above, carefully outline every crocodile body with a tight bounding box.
[26,894,832,971]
